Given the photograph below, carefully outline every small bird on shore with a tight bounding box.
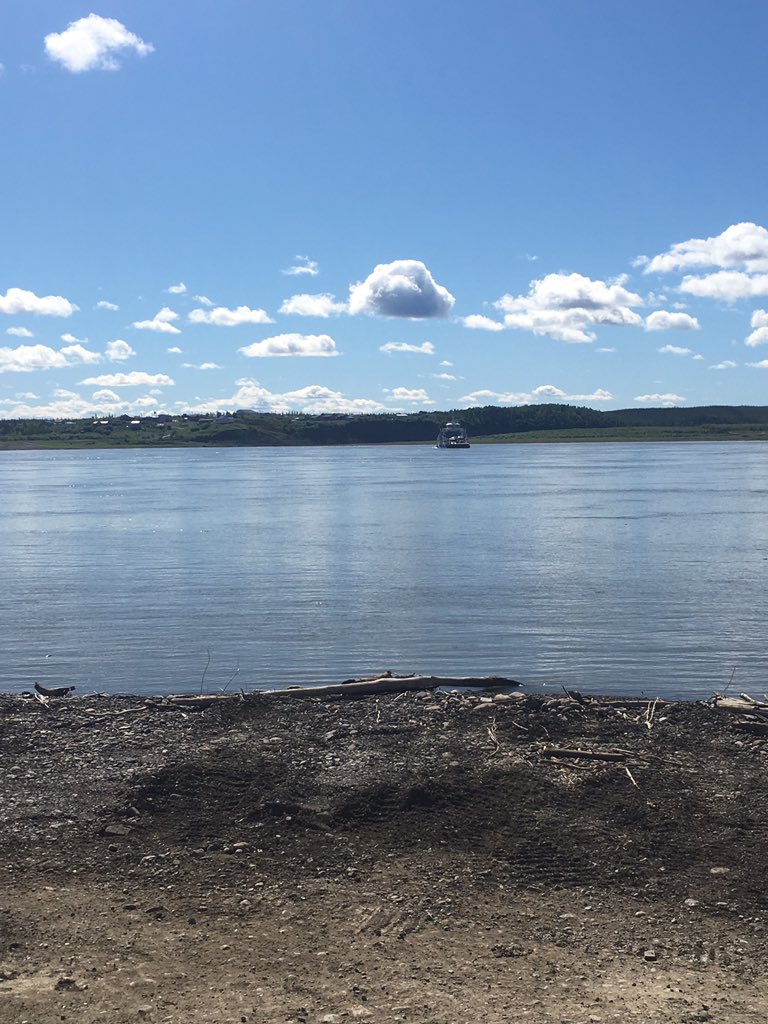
[35,682,76,698]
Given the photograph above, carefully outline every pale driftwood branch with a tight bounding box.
[712,696,768,718]
[540,746,628,763]
[157,674,523,708]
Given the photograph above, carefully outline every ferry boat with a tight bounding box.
[436,421,470,448]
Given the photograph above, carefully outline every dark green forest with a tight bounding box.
[2,404,768,449]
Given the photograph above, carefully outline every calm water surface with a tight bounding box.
[1,442,766,699]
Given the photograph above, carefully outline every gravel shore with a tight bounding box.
[1,687,767,1023]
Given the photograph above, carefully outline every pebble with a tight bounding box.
[643,949,657,961]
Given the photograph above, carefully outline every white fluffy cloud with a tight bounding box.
[348,260,455,319]
[6,327,34,338]
[188,305,273,326]
[181,380,387,415]
[460,384,613,405]
[0,288,78,317]
[383,387,435,405]
[240,333,339,358]
[279,294,347,317]
[193,295,213,307]
[0,389,158,420]
[746,309,768,347]
[379,341,435,354]
[492,273,643,343]
[166,282,187,295]
[657,345,694,356]
[644,223,768,275]
[679,271,768,301]
[44,14,154,73]
[462,314,505,331]
[709,360,738,370]
[645,310,700,331]
[132,307,181,334]
[634,393,686,405]
[79,371,175,388]
[0,342,100,373]
[95,299,119,311]
[748,360,768,369]
[106,339,136,362]
[282,256,319,277]
[182,362,220,370]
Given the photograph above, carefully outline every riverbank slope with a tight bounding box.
[1,689,767,1023]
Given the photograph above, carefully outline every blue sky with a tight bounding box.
[1,1,768,417]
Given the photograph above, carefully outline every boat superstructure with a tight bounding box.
[436,421,470,448]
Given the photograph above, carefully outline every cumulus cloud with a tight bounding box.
[95,299,119,311]
[348,260,455,319]
[433,372,457,380]
[644,223,768,275]
[61,332,87,344]
[383,387,435,405]
[748,360,768,369]
[379,341,435,355]
[44,14,154,73]
[746,309,768,347]
[181,380,387,415]
[239,333,339,358]
[132,307,181,334]
[167,346,183,354]
[188,305,273,326]
[460,384,614,406]
[0,342,100,373]
[106,339,136,362]
[166,282,187,295]
[645,310,700,331]
[6,327,34,338]
[0,287,78,317]
[709,360,738,370]
[279,294,347,317]
[633,393,686,405]
[79,371,175,388]
[282,256,319,277]
[0,389,159,420]
[679,271,768,301]
[462,314,505,331]
[61,343,100,365]
[182,362,220,370]
[493,273,643,343]
[193,295,213,307]
[657,345,694,356]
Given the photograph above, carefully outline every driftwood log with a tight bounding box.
[156,674,523,709]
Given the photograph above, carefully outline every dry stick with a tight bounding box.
[221,657,240,693]
[540,747,628,763]
[644,697,659,731]
[624,766,640,788]
[487,717,500,756]
[199,648,211,694]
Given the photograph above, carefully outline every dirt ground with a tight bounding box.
[1,685,767,1024]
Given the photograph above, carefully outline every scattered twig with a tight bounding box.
[624,766,640,788]
[644,698,659,731]
[221,657,240,693]
[539,746,628,763]
[487,717,500,756]
[199,648,211,694]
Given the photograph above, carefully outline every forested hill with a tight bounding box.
[2,404,768,449]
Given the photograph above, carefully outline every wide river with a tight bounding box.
[1,442,766,699]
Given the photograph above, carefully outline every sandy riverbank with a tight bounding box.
[1,687,767,1023]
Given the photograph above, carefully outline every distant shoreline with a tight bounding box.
[2,403,768,450]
